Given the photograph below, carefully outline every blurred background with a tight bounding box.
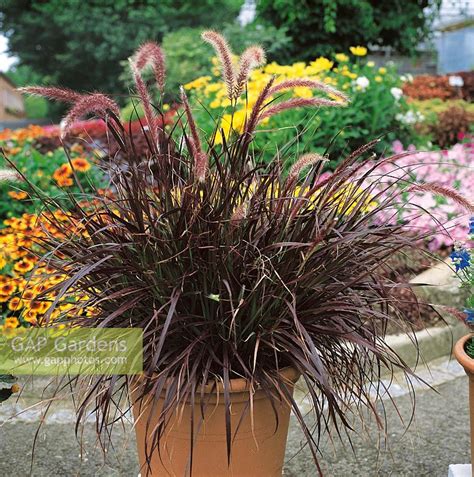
[0,0,473,125]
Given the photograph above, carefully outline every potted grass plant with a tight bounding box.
[452,218,474,462]
[15,32,473,476]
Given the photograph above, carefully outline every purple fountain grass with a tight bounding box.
[234,45,266,99]
[16,31,473,477]
[18,86,82,103]
[259,96,347,121]
[409,182,474,213]
[60,93,120,138]
[268,78,350,104]
[129,60,160,147]
[287,153,327,182]
[133,41,166,92]
[202,30,236,101]
[180,86,208,182]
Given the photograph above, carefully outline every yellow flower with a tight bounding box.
[350,46,368,57]
[294,87,313,98]
[14,258,35,273]
[335,53,349,63]
[8,297,24,311]
[184,76,211,90]
[0,282,16,296]
[367,61,375,67]
[204,83,222,94]
[210,99,221,109]
[375,76,383,83]
[23,309,38,324]
[378,67,387,75]
[306,57,334,75]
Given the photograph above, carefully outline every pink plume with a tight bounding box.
[19,86,82,103]
[130,60,159,146]
[133,42,166,92]
[234,46,266,99]
[259,97,346,122]
[180,87,207,182]
[269,79,349,104]
[201,30,236,101]
[409,183,474,213]
[61,93,120,139]
[288,153,327,181]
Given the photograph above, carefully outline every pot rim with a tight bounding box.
[454,333,474,374]
[130,366,300,396]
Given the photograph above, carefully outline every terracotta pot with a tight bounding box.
[131,367,300,477]
[454,333,474,471]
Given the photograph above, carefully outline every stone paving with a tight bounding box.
[0,356,471,476]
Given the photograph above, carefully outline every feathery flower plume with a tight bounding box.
[259,97,346,122]
[180,87,208,182]
[268,79,349,104]
[130,60,159,146]
[133,42,166,92]
[243,77,275,140]
[202,30,236,100]
[234,46,266,99]
[18,86,82,103]
[288,153,327,182]
[194,151,209,183]
[409,183,474,213]
[61,93,120,138]
[0,169,21,182]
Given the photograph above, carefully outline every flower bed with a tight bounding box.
[184,47,415,166]
[402,71,474,102]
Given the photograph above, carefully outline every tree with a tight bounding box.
[0,0,243,97]
[256,0,441,61]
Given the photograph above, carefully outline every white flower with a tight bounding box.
[396,110,424,125]
[400,74,413,83]
[354,76,370,90]
[390,87,403,101]
[448,75,464,87]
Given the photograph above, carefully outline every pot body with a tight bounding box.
[131,367,300,477]
[454,334,474,474]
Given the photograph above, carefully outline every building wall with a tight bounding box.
[0,75,25,121]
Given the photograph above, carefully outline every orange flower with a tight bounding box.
[8,191,28,200]
[56,176,74,187]
[14,259,35,273]
[53,164,72,184]
[4,317,19,329]
[8,297,24,311]
[71,157,91,172]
